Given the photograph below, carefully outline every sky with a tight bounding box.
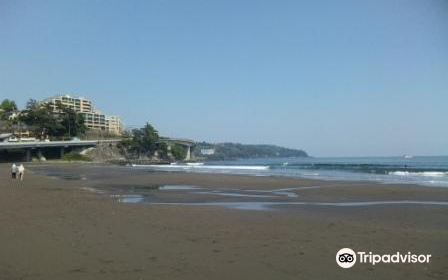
[0,0,447,157]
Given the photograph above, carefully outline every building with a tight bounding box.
[81,110,107,132]
[43,95,93,113]
[106,115,123,135]
[8,111,20,121]
[200,148,215,155]
[41,94,123,135]
[0,133,18,143]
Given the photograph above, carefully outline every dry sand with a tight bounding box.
[0,163,447,280]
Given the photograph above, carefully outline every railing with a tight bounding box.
[0,139,117,150]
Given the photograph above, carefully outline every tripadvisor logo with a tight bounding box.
[336,248,431,268]
[336,248,357,268]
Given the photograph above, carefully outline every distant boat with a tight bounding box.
[403,155,413,159]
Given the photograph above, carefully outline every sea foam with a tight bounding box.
[388,171,448,177]
[132,164,269,171]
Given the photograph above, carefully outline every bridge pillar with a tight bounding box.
[37,149,46,161]
[60,147,65,158]
[25,149,31,162]
[185,146,191,161]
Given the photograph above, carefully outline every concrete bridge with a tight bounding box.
[0,138,196,161]
[0,139,120,161]
[158,137,196,161]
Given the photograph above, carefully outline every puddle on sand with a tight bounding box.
[36,171,87,181]
[273,191,298,198]
[159,185,201,190]
[158,185,301,199]
[112,194,145,204]
[126,200,448,211]
[110,184,302,206]
[81,187,105,194]
[271,188,300,198]
[108,184,448,211]
[196,191,276,198]
[57,174,86,180]
[103,184,300,199]
[245,188,300,198]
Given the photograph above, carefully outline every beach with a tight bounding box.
[0,163,447,280]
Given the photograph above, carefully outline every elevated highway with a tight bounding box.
[0,139,121,161]
[158,137,196,160]
[0,138,196,161]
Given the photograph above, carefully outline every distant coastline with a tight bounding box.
[193,142,308,161]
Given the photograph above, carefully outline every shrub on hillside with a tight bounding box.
[62,152,92,162]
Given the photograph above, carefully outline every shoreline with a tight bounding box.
[1,162,447,279]
[16,160,448,190]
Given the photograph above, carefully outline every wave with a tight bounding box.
[132,164,270,171]
[270,162,448,175]
[271,163,400,173]
[388,171,448,177]
[303,173,320,176]
[170,162,205,166]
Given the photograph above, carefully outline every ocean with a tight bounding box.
[131,156,448,187]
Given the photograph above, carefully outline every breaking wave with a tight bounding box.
[132,164,269,171]
[388,171,448,177]
[130,156,448,187]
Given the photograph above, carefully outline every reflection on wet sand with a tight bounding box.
[110,185,448,210]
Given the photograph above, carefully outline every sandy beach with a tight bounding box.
[0,163,447,280]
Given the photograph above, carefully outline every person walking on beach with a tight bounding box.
[11,163,18,180]
[18,164,25,181]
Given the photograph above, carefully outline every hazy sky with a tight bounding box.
[0,0,447,157]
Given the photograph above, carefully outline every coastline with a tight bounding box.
[1,162,447,279]
[25,162,448,202]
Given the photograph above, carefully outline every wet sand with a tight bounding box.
[0,163,447,279]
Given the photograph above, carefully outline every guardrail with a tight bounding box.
[0,139,120,150]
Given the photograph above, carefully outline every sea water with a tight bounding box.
[132,156,448,187]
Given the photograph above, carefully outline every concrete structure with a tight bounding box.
[0,138,193,161]
[0,133,18,143]
[41,94,123,135]
[0,139,119,161]
[159,137,196,161]
[200,148,215,155]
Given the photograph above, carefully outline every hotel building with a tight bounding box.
[41,94,123,135]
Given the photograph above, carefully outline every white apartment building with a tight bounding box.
[200,148,215,155]
[106,115,123,135]
[41,94,123,135]
[43,95,93,113]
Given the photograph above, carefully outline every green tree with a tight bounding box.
[0,99,17,112]
[60,106,87,138]
[20,99,59,139]
[122,123,160,156]
[0,99,18,121]
[170,144,187,160]
[19,99,86,140]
